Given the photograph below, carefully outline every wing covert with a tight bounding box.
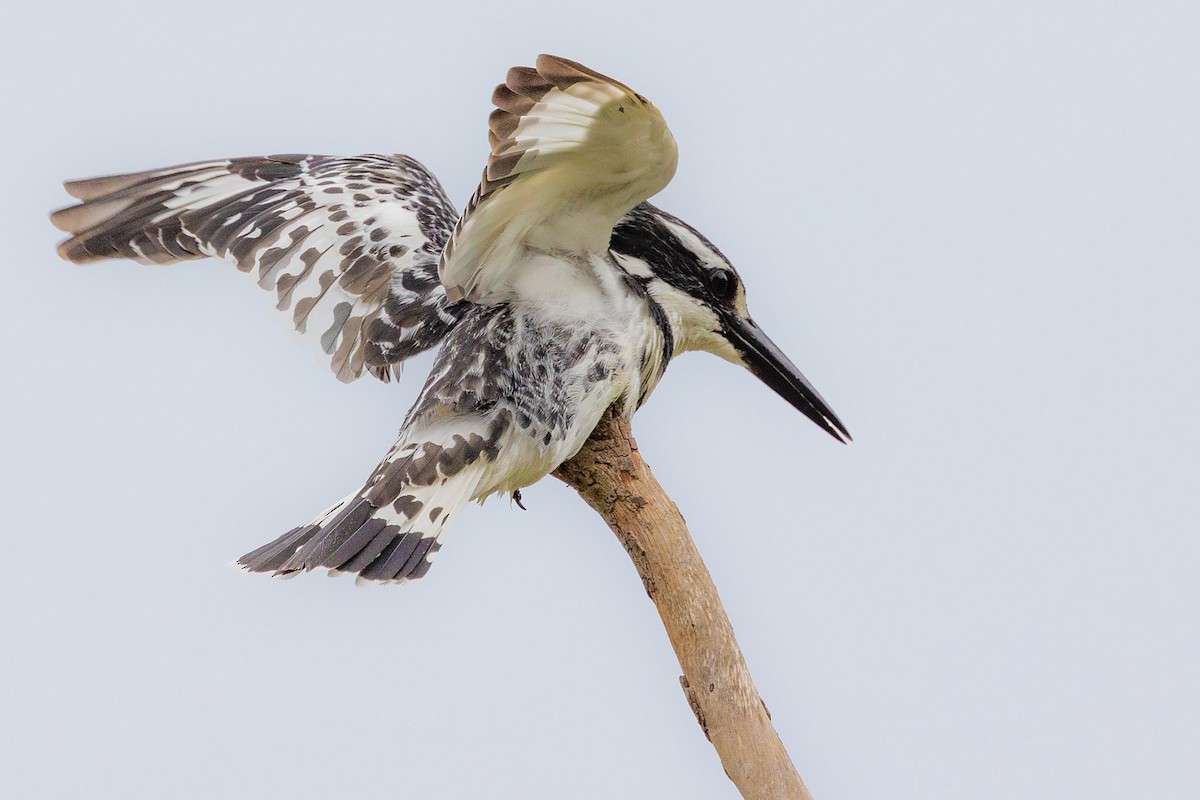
[52,154,463,383]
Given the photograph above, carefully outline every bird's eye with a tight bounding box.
[707,269,737,302]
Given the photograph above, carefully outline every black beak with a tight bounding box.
[721,315,851,443]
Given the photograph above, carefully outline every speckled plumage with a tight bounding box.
[52,55,848,585]
[54,153,462,383]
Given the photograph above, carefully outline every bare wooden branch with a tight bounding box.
[553,408,815,800]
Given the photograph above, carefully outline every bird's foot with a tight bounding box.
[513,489,527,511]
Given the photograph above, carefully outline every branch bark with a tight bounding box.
[553,408,814,800]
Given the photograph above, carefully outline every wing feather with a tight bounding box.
[439,54,678,304]
[52,154,463,382]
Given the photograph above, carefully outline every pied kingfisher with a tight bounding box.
[51,55,850,585]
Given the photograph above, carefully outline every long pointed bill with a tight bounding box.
[721,315,852,443]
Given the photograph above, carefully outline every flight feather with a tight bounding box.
[439,54,678,304]
[52,154,462,382]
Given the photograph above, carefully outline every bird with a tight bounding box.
[51,54,850,585]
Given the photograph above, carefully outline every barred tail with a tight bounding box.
[237,465,484,585]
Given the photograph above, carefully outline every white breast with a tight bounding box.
[470,252,661,499]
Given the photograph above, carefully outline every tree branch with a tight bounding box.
[553,408,815,800]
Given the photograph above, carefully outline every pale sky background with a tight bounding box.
[2,2,1197,798]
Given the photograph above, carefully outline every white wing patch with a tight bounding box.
[439,54,678,304]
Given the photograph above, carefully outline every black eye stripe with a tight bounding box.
[609,203,738,304]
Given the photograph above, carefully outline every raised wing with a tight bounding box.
[52,154,462,382]
[439,54,678,304]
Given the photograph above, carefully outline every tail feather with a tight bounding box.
[235,494,351,573]
[237,466,483,585]
[236,525,322,574]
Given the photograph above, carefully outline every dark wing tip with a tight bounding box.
[492,84,535,116]
[54,238,95,264]
[488,106,519,140]
[48,205,76,233]
[535,54,635,95]
[505,65,551,100]
[62,173,141,202]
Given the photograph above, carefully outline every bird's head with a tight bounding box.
[610,203,850,443]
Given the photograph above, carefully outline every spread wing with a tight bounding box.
[52,154,463,383]
[438,54,679,304]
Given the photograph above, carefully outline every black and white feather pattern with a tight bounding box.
[236,422,500,584]
[47,55,833,587]
[52,153,463,382]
